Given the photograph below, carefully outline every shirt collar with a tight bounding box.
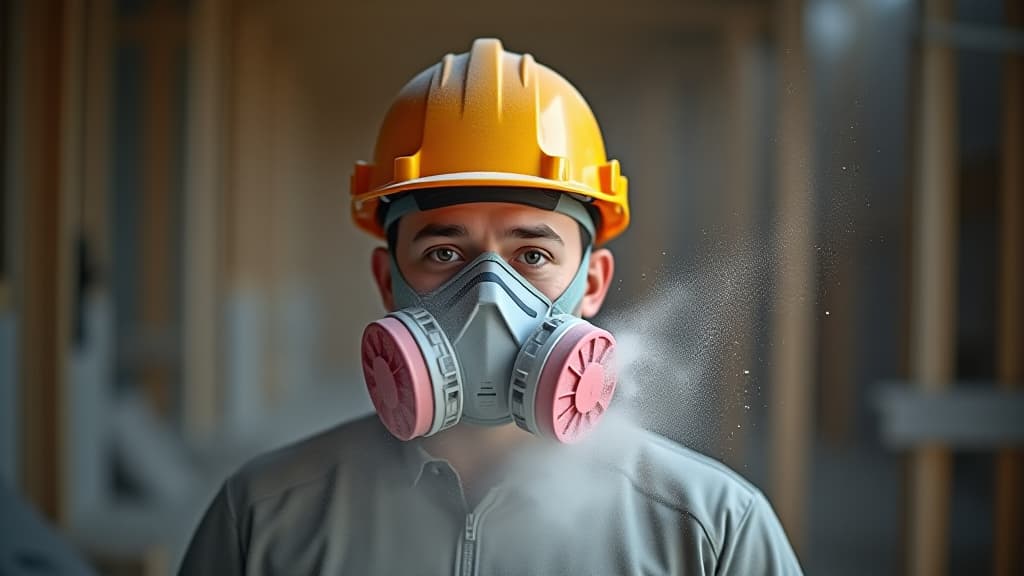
[399,439,449,487]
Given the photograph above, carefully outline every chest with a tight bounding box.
[246,475,716,576]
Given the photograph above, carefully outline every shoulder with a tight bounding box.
[612,430,803,573]
[589,423,765,553]
[626,427,759,505]
[222,414,397,511]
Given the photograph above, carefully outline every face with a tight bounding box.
[371,202,615,318]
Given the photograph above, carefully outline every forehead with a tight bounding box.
[397,202,579,238]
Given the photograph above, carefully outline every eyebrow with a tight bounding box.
[411,223,468,242]
[410,222,564,245]
[503,224,564,245]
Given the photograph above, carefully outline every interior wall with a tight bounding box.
[222,0,767,411]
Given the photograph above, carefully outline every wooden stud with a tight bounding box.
[226,0,277,423]
[769,0,813,556]
[82,0,114,283]
[17,0,68,523]
[58,0,87,527]
[182,0,230,441]
[118,0,188,417]
[994,3,1023,575]
[720,17,761,469]
[908,1,958,575]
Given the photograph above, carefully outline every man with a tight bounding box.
[179,38,802,575]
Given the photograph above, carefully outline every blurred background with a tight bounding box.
[1,0,1022,574]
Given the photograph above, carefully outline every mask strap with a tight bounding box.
[552,195,596,243]
[551,245,592,316]
[389,255,421,310]
[382,194,419,234]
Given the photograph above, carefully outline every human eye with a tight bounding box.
[515,249,550,268]
[425,246,463,265]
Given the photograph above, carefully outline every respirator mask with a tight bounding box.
[360,193,618,443]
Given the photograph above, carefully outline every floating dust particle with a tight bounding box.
[515,217,851,565]
[503,228,790,549]
[600,235,774,453]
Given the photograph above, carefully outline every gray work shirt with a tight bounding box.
[179,415,802,575]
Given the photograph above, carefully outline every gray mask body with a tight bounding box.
[390,250,590,426]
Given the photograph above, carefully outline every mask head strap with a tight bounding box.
[382,187,597,243]
[551,245,591,315]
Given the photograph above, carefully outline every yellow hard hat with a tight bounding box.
[351,38,629,246]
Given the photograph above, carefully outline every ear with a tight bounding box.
[580,248,614,318]
[371,246,395,312]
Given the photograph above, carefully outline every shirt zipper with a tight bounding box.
[459,489,502,576]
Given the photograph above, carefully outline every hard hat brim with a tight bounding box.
[352,171,629,246]
[368,171,603,202]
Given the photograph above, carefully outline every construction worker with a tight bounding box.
[179,38,802,575]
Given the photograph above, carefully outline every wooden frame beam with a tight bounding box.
[907,1,958,574]
[183,0,230,442]
[994,3,1023,575]
[15,0,70,523]
[769,0,813,557]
